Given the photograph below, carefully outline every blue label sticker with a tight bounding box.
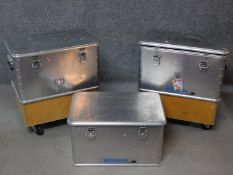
[165,85,189,94]
[104,158,129,164]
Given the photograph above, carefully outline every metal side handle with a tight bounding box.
[7,55,14,70]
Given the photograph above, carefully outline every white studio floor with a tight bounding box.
[0,81,233,175]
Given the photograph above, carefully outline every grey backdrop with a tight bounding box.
[1,0,233,83]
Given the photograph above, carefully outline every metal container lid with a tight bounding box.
[139,30,228,55]
[68,92,166,126]
[3,29,99,58]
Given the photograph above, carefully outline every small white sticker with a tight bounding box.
[172,78,183,92]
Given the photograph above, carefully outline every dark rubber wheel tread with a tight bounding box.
[202,124,213,130]
[35,125,44,135]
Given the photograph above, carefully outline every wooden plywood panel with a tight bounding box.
[160,95,217,125]
[17,95,72,127]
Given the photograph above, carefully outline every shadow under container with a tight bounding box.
[68,92,166,166]
[139,32,229,129]
[4,29,99,134]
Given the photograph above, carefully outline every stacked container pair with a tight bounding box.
[139,31,229,129]
[4,29,99,135]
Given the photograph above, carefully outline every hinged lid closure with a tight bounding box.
[68,92,166,126]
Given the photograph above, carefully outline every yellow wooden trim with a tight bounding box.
[160,95,217,125]
[17,95,72,127]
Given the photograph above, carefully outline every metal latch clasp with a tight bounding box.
[152,55,161,65]
[138,127,147,140]
[199,61,209,72]
[86,128,96,140]
[32,57,42,71]
[153,48,161,65]
[78,49,87,64]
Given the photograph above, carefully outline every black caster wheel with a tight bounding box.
[34,125,44,136]
[201,124,213,130]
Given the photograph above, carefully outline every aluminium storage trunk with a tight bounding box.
[4,29,99,103]
[3,29,99,129]
[68,92,166,166]
[139,32,229,127]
